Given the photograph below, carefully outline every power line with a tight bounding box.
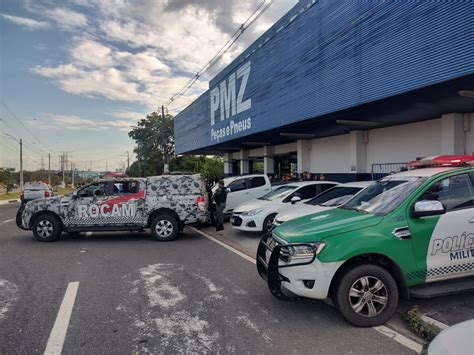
[1,102,56,152]
[166,0,275,109]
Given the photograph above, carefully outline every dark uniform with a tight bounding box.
[213,182,227,231]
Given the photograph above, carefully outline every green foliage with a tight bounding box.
[127,111,224,179]
[406,306,441,341]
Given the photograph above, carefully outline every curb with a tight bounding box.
[0,199,20,205]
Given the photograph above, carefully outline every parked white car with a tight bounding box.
[21,181,54,203]
[212,174,272,215]
[273,181,372,226]
[231,181,338,233]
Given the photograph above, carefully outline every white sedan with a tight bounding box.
[230,181,338,233]
[273,181,372,226]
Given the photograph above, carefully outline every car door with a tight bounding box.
[409,172,474,283]
[98,180,145,226]
[67,182,108,227]
[248,176,271,199]
[226,178,250,213]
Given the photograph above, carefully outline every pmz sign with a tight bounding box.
[210,61,252,142]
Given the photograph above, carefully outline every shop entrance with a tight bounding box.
[274,152,297,180]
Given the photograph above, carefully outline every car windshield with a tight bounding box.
[259,186,297,201]
[306,186,362,206]
[341,177,428,215]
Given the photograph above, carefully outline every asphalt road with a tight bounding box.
[0,203,414,354]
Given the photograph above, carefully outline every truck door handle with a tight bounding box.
[469,218,474,223]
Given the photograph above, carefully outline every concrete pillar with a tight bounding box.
[296,140,311,174]
[263,146,275,175]
[349,130,367,174]
[223,152,233,176]
[239,150,250,175]
[441,113,465,155]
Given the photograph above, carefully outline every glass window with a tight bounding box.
[284,185,319,202]
[78,183,106,197]
[228,179,247,192]
[317,183,337,194]
[307,186,362,207]
[259,186,297,201]
[249,176,266,188]
[342,177,427,215]
[418,174,474,211]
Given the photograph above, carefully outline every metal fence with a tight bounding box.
[371,162,408,181]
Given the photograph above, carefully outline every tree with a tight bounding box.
[128,112,174,176]
[127,112,224,179]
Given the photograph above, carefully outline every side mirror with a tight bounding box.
[93,189,103,197]
[411,200,445,218]
[226,188,231,193]
[72,191,78,199]
[291,196,302,204]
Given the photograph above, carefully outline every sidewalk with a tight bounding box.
[0,199,20,205]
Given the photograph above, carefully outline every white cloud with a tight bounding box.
[34,113,134,132]
[0,13,50,30]
[44,7,88,31]
[29,1,297,111]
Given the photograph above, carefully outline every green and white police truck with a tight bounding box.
[257,155,474,326]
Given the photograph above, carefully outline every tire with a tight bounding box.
[334,264,399,327]
[262,213,277,234]
[32,214,62,242]
[150,214,179,241]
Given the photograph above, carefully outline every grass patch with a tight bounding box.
[54,187,75,196]
[0,192,20,201]
[407,306,441,341]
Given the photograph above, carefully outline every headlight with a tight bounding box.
[241,208,264,217]
[282,242,325,264]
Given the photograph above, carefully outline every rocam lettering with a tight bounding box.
[77,204,136,218]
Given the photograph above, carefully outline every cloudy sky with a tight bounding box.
[0,0,296,172]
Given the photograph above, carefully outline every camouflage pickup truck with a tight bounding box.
[16,174,208,242]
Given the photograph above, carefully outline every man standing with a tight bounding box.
[212,179,227,231]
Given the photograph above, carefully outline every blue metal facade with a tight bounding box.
[174,0,474,155]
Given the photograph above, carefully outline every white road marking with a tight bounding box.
[188,227,255,264]
[191,226,425,353]
[421,315,449,330]
[374,325,423,353]
[44,281,79,355]
[1,219,13,224]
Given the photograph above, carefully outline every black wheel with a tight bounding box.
[150,214,179,241]
[334,264,399,327]
[262,213,277,234]
[32,214,62,242]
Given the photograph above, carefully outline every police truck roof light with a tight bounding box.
[407,155,474,168]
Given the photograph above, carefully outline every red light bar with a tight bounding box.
[408,155,474,168]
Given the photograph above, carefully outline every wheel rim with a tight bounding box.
[155,220,174,238]
[36,220,53,238]
[349,276,388,317]
[265,216,275,232]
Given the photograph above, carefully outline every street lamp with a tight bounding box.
[2,132,23,190]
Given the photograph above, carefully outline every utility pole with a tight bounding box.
[71,162,75,188]
[19,138,23,191]
[126,151,130,171]
[138,144,142,177]
[161,105,169,174]
[48,153,51,186]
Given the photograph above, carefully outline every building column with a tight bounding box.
[263,146,275,175]
[239,150,250,175]
[296,140,311,174]
[223,152,233,177]
[441,113,465,154]
[349,130,367,174]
